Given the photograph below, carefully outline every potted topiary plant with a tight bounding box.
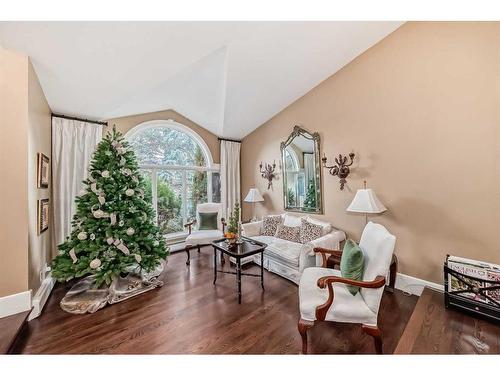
[225,202,240,246]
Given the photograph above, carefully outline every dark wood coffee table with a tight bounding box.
[212,237,267,304]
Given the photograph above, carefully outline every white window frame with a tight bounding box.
[125,119,220,240]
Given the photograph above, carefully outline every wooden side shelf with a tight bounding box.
[0,310,31,354]
[395,287,500,354]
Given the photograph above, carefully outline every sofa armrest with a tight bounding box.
[299,229,346,271]
[241,220,262,237]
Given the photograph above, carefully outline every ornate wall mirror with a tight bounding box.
[280,126,323,213]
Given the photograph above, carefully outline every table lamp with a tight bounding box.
[244,188,264,222]
[346,181,387,225]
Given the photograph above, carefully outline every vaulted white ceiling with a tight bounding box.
[0,22,402,138]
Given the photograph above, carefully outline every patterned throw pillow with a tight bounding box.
[299,218,323,244]
[275,223,301,243]
[262,215,283,236]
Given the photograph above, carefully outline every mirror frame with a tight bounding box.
[280,125,323,214]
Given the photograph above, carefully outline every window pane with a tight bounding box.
[186,170,208,220]
[128,126,207,167]
[211,172,221,203]
[157,170,184,235]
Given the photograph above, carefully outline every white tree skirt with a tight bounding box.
[60,260,166,314]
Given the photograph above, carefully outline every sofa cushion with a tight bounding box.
[275,223,301,243]
[282,213,303,227]
[299,218,323,244]
[252,236,302,268]
[262,215,283,236]
[305,217,332,235]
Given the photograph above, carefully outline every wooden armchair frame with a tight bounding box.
[298,246,387,354]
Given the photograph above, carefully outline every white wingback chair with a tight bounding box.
[185,203,225,265]
[298,222,396,354]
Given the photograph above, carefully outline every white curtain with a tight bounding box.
[52,117,103,253]
[220,140,241,220]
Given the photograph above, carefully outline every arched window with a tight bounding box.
[126,120,220,239]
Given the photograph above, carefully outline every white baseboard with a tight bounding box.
[0,290,32,318]
[28,276,55,321]
[395,272,443,296]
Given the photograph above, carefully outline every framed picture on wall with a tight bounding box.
[38,198,49,235]
[37,152,50,188]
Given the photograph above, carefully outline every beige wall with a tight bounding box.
[241,22,500,283]
[0,48,52,299]
[0,48,29,297]
[27,61,52,294]
[106,109,220,163]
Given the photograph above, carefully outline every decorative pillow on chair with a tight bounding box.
[198,212,218,230]
[299,218,323,244]
[262,215,283,236]
[275,223,301,243]
[340,239,365,296]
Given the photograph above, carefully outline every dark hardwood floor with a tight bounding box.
[395,287,500,354]
[13,249,417,354]
[0,310,30,353]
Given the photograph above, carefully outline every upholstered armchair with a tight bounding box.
[185,203,226,265]
[297,222,396,354]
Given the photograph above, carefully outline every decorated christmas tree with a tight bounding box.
[303,179,317,209]
[51,127,169,287]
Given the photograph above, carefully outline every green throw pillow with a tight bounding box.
[340,239,365,296]
[198,212,218,230]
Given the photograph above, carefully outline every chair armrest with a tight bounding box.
[299,231,345,271]
[184,219,197,234]
[221,217,226,233]
[313,247,342,268]
[241,220,262,237]
[315,275,386,321]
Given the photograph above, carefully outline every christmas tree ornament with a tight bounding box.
[106,237,114,245]
[98,195,106,205]
[78,189,87,197]
[125,188,134,196]
[90,233,96,240]
[113,238,121,246]
[77,232,88,240]
[90,259,101,269]
[69,248,78,264]
[90,182,99,194]
[116,242,130,255]
[119,220,124,227]
[93,209,105,219]
[119,157,126,166]
[101,170,110,178]
[110,213,117,225]
[123,168,131,176]
[88,173,96,182]
[153,240,159,247]
[134,254,142,263]
[126,228,135,236]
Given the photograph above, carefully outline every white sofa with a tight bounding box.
[241,213,346,284]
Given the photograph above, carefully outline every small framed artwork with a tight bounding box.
[37,152,50,188]
[38,199,49,235]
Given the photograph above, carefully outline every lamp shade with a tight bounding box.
[244,188,264,203]
[346,189,387,214]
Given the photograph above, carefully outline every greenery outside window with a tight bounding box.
[126,120,220,239]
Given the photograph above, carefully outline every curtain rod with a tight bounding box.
[52,113,108,126]
[218,137,241,143]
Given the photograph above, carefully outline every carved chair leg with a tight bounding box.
[362,325,383,354]
[298,319,315,354]
[185,247,191,266]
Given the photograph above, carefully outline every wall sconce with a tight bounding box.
[322,152,355,190]
[260,160,277,190]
